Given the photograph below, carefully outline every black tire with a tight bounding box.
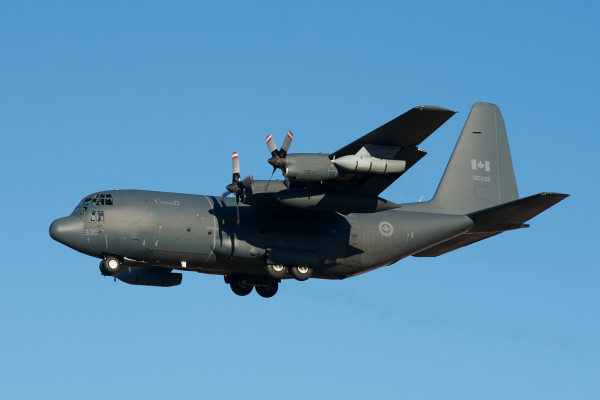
[102,256,121,275]
[289,266,313,281]
[230,276,253,296]
[256,281,278,298]
[266,264,288,279]
[99,260,111,276]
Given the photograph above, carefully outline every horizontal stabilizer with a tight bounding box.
[412,232,500,257]
[413,192,568,257]
[467,192,569,232]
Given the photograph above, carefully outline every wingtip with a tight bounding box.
[415,105,456,113]
[541,192,570,198]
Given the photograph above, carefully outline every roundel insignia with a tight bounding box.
[378,221,394,237]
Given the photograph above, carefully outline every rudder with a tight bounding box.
[428,102,519,214]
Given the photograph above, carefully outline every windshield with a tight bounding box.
[72,193,114,214]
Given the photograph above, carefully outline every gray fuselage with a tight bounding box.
[54,189,473,280]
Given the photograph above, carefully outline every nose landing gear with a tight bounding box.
[99,255,121,276]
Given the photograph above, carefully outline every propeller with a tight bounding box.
[265,131,293,190]
[266,130,293,170]
[222,152,253,225]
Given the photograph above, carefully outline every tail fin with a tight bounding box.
[429,102,519,214]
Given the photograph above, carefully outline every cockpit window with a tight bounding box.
[90,193,113,206]
[73,193,114,214]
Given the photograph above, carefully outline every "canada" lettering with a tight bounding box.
[155,199,181,206]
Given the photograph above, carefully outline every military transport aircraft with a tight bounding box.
[50,103,567,298]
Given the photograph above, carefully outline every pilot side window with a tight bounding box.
[91,211,104,222]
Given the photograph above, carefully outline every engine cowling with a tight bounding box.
[283,154,339,181]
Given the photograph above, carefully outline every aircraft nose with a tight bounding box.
[49,216,84,249]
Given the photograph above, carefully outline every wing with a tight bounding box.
[328,105,456,195]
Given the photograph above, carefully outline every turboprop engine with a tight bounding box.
[265,132,407,182]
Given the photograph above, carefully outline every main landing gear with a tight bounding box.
[227,264,314,298]
[227,276,279,298]
[266,264,313,281]
[289,266,313,281]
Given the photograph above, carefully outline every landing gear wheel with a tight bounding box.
[256,281,278,298]
[266,264,288,279]
[290,266,313,281]
[101,256,121,275]
[99,260,109,276]
[230,277,253,296]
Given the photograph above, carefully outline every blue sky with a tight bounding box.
[1,1,598,399]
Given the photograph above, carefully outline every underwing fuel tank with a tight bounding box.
[332,155,406,174]
[116,269,182,287]
[275,189,400,213]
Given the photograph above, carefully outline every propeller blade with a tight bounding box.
[280,130,293,157]
[266,134,278,156]
[241,174,254,188]
[231,152,240,176]
[220,191,232,200]
[265,168,276,191]
[235,195,241,226]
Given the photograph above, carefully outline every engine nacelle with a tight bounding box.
[283,154,339,181]
[116,269,182,287]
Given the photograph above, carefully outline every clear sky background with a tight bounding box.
[1,1,598,399]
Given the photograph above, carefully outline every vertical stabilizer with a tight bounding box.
[429,103,519,214]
